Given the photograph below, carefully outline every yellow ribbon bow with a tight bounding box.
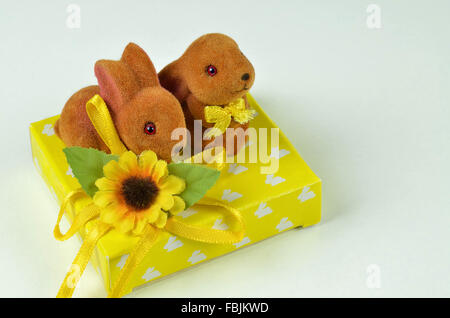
[204,98,256,138]
[54,193,245,298]
[54,94,245,298]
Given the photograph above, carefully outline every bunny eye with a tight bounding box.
[144,122,156,135]
[206,65,217,77]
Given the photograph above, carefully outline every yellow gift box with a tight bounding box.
[29,95,321,296]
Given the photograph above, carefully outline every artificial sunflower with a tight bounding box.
[93,150,186,235]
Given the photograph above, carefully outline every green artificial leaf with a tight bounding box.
[63,147,119,197]
[168,163,220,209]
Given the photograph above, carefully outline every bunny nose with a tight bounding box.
[241,73,250,81]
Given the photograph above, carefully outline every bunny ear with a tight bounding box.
[94,60,140,113]
[120,42,160,88]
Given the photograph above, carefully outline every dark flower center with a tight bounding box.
[121,176,159,210]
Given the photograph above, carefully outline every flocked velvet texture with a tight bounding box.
[158,33,255,155]
[56,43,186,162]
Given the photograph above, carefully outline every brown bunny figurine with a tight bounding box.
[158,33,255,155]
[55,43,186,162]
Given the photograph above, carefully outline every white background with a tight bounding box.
[0,0,448,297]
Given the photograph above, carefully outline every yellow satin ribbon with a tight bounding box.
[108,225,160,298]
[204,98,256,138]
[54,94,245,297]
[86,94,128,155]
[57,221,111,298]
[165,197,245,244]
[109,197,245,298]
[55,190,245,298]
[53,189,100,241]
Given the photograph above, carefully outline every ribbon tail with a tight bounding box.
[165,198,245,244]
[56,222,111,298]
[108,225,160,298]
[205,115,231,139]
[86,94,128,155]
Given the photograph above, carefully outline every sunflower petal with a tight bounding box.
[160,175,186,195]
[118,151,138,173]
[93,191,117,208]
[145,205,161,223]
[116,213,135,233]
[154,212,168,228]
[100,203,127,224]
[103,160,126,181]
[139,150,158,173]
[156,192,174,211]
[152,160,168,183]
[95,177,118,191]
[170,196,185,215]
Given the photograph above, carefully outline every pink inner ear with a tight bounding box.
[94,63,123,111]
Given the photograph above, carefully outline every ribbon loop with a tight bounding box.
[53,189,100,241]
[55,189,245,297]
[86,94,128,155]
